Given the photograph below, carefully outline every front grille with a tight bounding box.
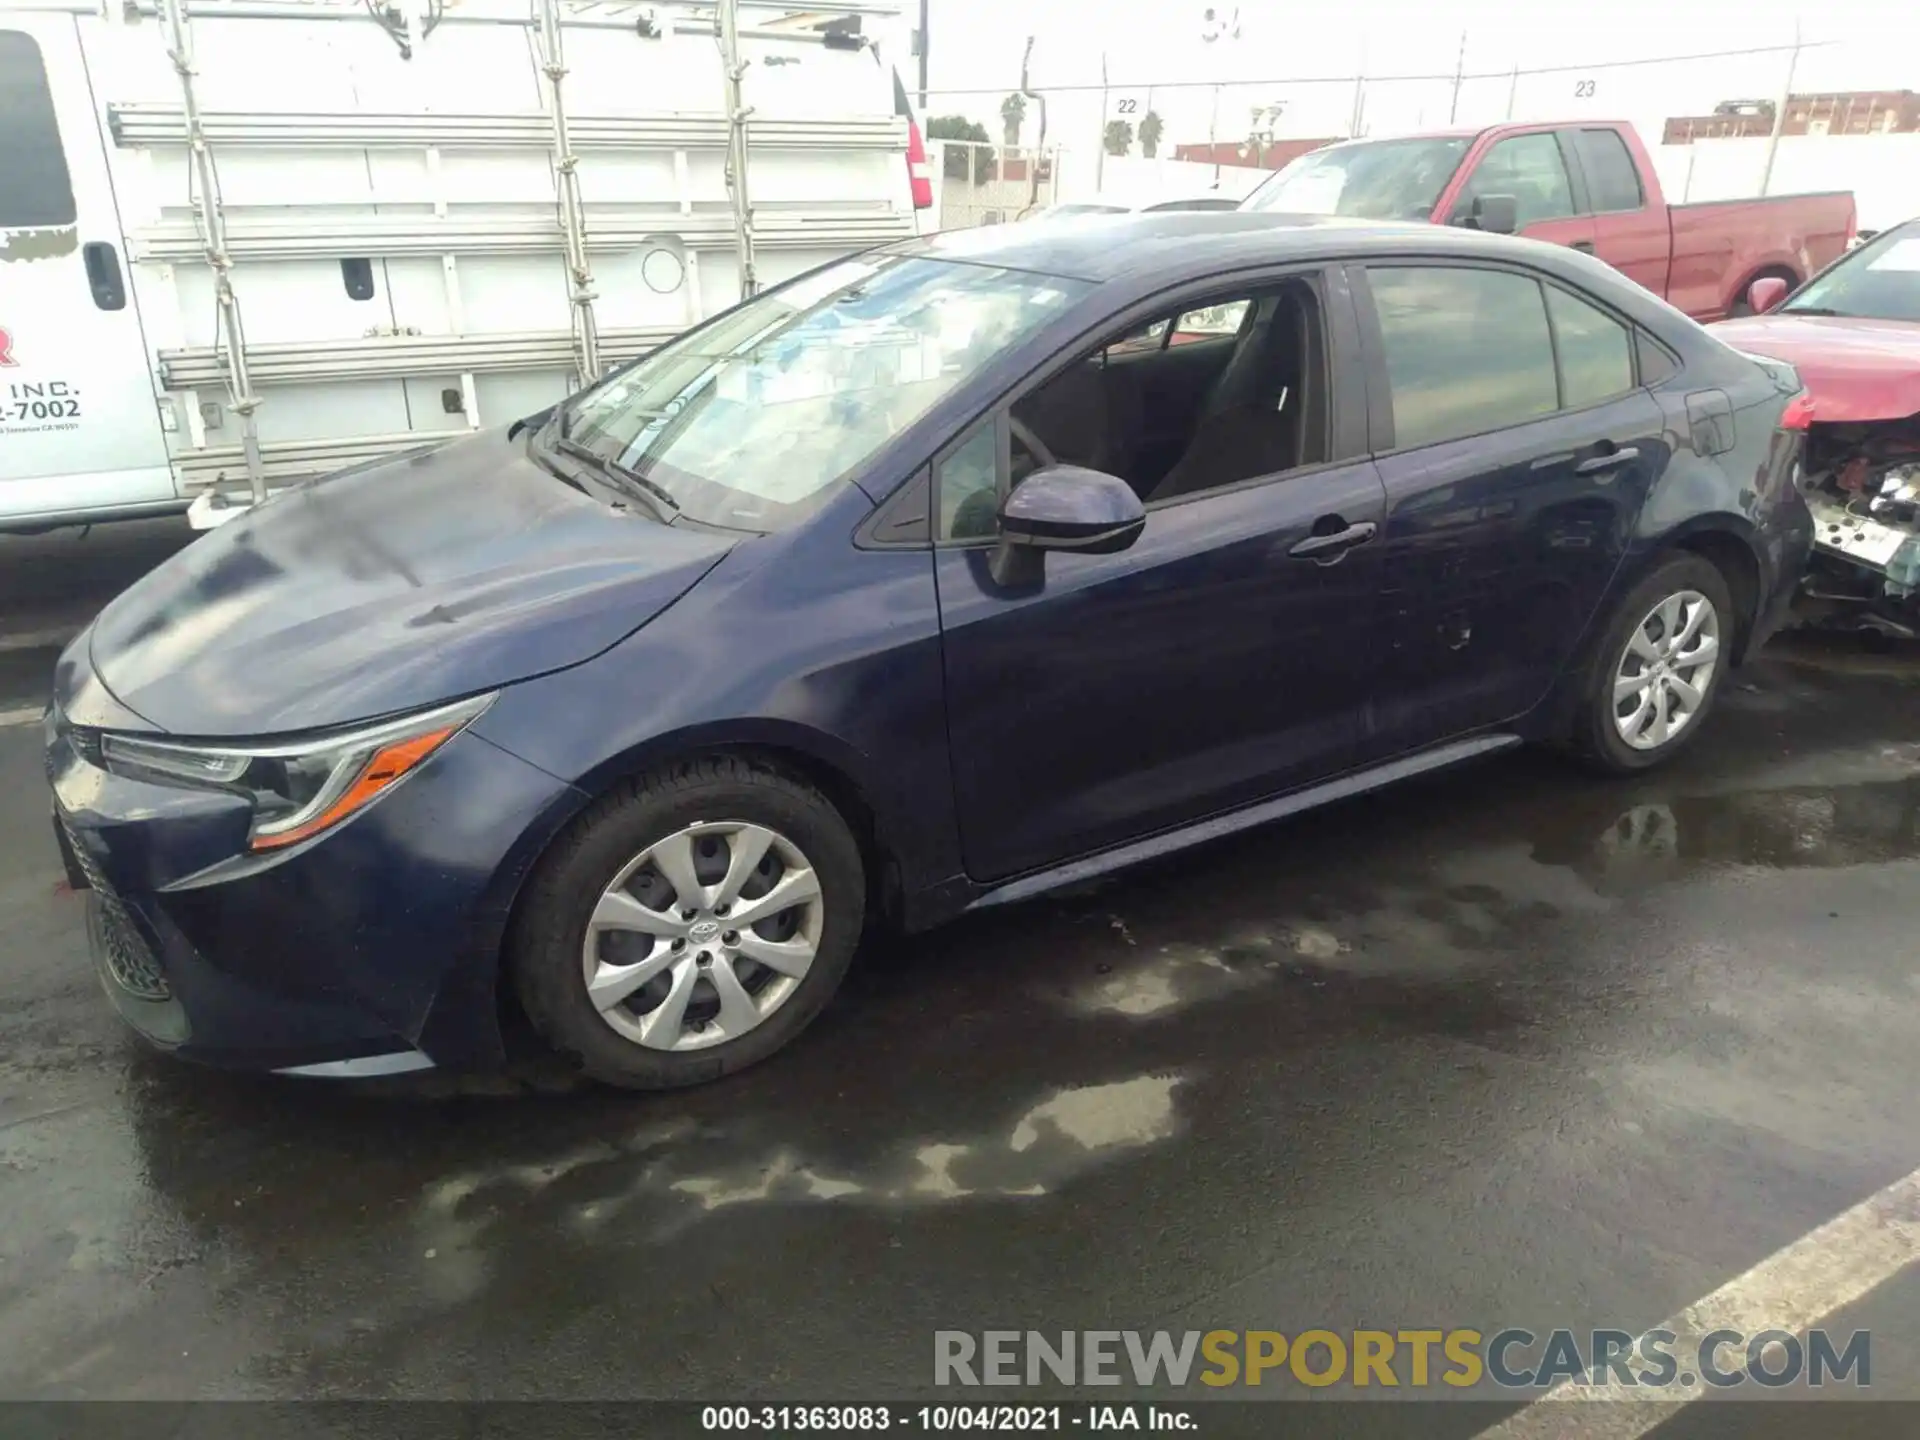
[64,820,171,1002]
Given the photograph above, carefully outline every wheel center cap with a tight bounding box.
[689,919,721,944]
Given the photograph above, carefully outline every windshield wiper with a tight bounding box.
[551,431,681,522]
[1780,305,1851,318]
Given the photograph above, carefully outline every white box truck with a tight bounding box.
[0,0,933,532]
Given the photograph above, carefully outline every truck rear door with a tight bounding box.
[1563,125,1672,297]
[1442,130,1594,253]
[0,15,171,528]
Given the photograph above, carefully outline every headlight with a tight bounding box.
[98,694,494,852]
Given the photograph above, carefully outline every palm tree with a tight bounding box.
[1000,91,1027,148]
[1139,110,1164,159]
[1103,120,1134,156]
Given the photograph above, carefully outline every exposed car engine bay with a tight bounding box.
[1797,413,1920,637]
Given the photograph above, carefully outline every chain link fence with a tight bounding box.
[927,141,1066,228]
[924,31,1920,228]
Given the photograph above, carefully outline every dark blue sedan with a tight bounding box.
[46,214,1816,1088]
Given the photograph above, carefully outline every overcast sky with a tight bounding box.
[906,0,1920,156]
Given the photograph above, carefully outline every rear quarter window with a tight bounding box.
[0,29,76,229]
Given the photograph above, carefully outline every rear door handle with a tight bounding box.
[1575,445,1640,474]
[83,241,127,311]
[1289,519,1378,560]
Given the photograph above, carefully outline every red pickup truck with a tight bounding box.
[1239,120,1856,323]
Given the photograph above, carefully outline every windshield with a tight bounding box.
[1239,138,1471,221]
[1782,225,1920,323]
[559,256,1089,531]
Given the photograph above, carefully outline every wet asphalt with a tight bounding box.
[4,524,1920,1430]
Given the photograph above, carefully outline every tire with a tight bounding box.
[1564,553,1735,775]
[508,756,866,1090]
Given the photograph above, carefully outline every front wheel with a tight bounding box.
[509,758,866,1089]
[1567,554,1734,774]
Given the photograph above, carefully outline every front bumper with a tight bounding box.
[46,676,581,1075]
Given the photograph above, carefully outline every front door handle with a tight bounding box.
[1570,240,1596,254]
[83,241,127,311]
[1575,445,1640,475]
[1289,519,1378,560]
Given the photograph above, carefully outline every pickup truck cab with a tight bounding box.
[1241,120,1856,324]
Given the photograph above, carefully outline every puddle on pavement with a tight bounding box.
[409,1072,1188,1274]
[1531,775,1920,883]
[1035,762,1920,1036]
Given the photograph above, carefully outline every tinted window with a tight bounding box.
[1455,133,1575,229]
[1371,267,1557,449]
[1546,286,1635,407]
[1636,331,1679,385]
[0,30,76,229]
[937,420,1000,541]
[1573,128,1643,213]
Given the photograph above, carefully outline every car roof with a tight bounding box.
[890,211,1572,286]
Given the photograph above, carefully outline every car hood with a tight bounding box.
[1712,314,1920,423]
[88,429,736,737]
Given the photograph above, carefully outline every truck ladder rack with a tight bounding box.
[157,326,678,388]
[130,211,912,263]
[108,106,905,153]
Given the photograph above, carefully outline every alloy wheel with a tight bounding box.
[1612,589,1721,752]
[581,820,823,1052]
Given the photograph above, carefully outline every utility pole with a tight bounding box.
[1759,18,1802,196]
[1447,31,1466,124]
[1095,52,1109,194]
[916,0,928,111]
[1505,63,1519,120]
[1347,36,1366,138]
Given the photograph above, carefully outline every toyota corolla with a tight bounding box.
[46,214,1815,1089]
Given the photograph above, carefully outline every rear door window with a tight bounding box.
[0,30,76,229]
[1369,266,1558,449]
[1572,128,1644,213]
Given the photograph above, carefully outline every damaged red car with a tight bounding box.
[1713,217,1920,637]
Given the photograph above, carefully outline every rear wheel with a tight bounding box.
[509,758,865,1089]
[1566,554,1734,774]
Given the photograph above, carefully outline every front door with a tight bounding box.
[935,429,1388,885]
[0,14,172,526]
[1353,262,1667,757]
[1443,130,1596,255]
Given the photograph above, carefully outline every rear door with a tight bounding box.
[0,14,171,525]
[1351,260,1668,758]
[1564,125,1672,295]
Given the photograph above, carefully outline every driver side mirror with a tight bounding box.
[1458,193,1518,236]
[1747,275,1790,314]
[988,465,1145,587]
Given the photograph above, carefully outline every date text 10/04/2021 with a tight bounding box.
[702,1406,1194,1431]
